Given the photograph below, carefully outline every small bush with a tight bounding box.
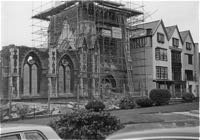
[49,110,123,140]
[149,89,171,106]
[18,105,29,119]
[136,97,153,107]
[85,100,105,112]
[182,92,195,102]
[119,96,136,109]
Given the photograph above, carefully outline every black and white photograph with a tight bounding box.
[0,0,199,139]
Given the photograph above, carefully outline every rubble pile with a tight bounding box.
[0,93,124,120]
[102,92,123,110]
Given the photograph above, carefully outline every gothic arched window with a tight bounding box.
[23,64,30,96]
[31,64,38,95]
[58,65,64,94]
[23,54,40,96]
[58,56,72,95]
[65,66,71,93]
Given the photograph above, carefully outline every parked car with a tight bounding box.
[0,123,62,140]
[106,126,199,140]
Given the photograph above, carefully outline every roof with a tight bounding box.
[32,0,142,20]
[166,25,183,44]
[131,20,160,33]
[32,1,78,20]
[128,20,160,38]
[1,124,61,139]
[180,31,189,42]
[180,30,194,43]
[107,126,199,140]
[166,25,176,40]
[1,124,48,134]
[130,20,169,39]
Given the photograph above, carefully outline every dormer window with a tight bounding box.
[157,32,165,43]
[172,38,179,48]
[186,42,192,50]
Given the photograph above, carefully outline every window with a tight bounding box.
[88,3,94,16]
[58,58,71,94]
[1,134,21,140]
[155,48,167,61]
[186,42,192,50]
[156,66,168,80]
[172,51,181,63]
[23,55,40,96]
[24,131,46,140]
[172,67,181,80]
[172,38,179,47]
[189,85,192,93]
[109,12,116,22]
[131,37,146,48]
[185,70,193,81]
[185,54,193,64]
[157,32,165,43]
[99,37,117,63]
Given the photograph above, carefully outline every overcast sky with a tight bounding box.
[0,1,199,50]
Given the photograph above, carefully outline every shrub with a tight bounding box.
[182,92,195,102]
[136,97,153,107]
[119,96,136,109]
[18,105,29,119]
[149,89,171,106]
[49,110,123,140]
[85,100,105,112]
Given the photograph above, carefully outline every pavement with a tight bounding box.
[172,110,199,119]
[111,102,199,124]
[115,109,199,134]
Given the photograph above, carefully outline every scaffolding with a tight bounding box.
[31,0,150,98]
[32,1,61,48]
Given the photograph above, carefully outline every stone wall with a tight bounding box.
[0,45,49,99]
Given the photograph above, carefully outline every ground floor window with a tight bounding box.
[23,55,40,96]
[156,66,168,80]
[58,60,71,94]
[185,70,193,81]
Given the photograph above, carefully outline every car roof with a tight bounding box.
[107,126,200,139]
[1,123,50,134]
[1,123,61,139]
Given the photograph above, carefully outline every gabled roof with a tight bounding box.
[166,25,176,40]
[180,30,194,44]
[131,20,160,34]
[180,31,188,42]
[165,25,183,44]
[130,19,169,39]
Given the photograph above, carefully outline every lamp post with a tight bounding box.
[47,78,51,115]
[9,86,13,119]
[77,83,80,110]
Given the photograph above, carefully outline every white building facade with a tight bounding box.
[129,20,199,97]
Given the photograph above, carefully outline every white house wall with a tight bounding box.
[168,28,184,80]
[182,34,199,96]
[182,35,195,72]
[168,28,183,50]
[194,44,199,96]
[152,24,172,80]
